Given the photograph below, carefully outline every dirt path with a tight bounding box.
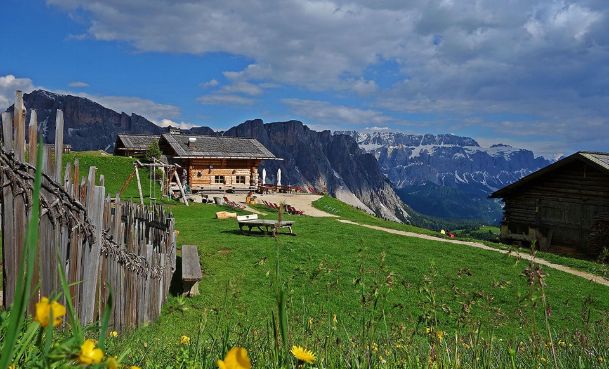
[337,219,609,288]
[223,193,337,217]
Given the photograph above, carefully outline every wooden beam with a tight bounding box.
[134,163,144,205]
[173,170,189,206]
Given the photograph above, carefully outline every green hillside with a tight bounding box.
[60,153,609,368]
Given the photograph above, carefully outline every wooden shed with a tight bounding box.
[114,134,160,157]
[159,133,280,192]
[491,151,609,257]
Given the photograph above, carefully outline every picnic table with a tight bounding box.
[238,219,295,235]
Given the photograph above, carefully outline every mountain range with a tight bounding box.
[340,131,553,223]
[5,90,410,222]
[4,90,554,225]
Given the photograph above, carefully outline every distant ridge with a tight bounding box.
[6,90,412,222]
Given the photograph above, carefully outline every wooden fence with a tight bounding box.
[0,91,176,330]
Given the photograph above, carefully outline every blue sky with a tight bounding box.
[1,0,608,156]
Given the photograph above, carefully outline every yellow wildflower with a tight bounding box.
[291,345,316,364]
[436,330,445,342]
[79,339,104,365]
[217,347,251,369]
[34,297,66,328]
[110,331,119,338]
[106,357,119,369]
[425,327,432,334]
[371,342,378,352]
[180,335,191,345]
[129,367,142,369]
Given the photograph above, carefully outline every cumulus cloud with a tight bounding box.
[220,81,263,96]
[68,81,89,88]
[0,74,35,109]
[44,0,609,151]
[197,94,254,106]
[283,98,390,126]
[200,79,219,88]
[157,118,197,130]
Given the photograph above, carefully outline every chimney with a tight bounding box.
[188,137,197,147]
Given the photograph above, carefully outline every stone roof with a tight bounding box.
[116,134,160,150]
[160,133,279,160]
[491,151,609,198]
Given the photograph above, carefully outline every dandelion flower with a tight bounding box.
[180,335,191,345]
[129,367,142,369]
[217,347,251,369]
[79,339,104,365]
[34,297,66,328]
[291,345,316,364]
[110,331,119,338]
[106,357,119,369]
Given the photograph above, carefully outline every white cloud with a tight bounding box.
[40,1,609,152]
[0,74,35,109]
[200,79,219,88]
[283,98,390,125]
[157,118,197,130]
[68,81,89,88]
[197,94,254,106]
[220,81,263,96]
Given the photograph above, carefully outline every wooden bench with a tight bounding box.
[181,245,202,296]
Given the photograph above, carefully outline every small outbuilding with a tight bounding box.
[114,134,160,157]
[491,151,609,257]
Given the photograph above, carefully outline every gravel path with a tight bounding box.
[223,193,337,217]
[337,219,609,287]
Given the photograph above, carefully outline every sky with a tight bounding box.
[1,0,608,156]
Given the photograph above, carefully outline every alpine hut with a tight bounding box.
[158,133,279,192]
[491,151,609,257]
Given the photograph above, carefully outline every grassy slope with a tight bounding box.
[63,151,167,204]
[56,154,609,365]
[313,196,609,279]
[115,202,609,364]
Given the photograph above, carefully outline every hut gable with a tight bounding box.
[491,151,609,257]
[491,152,609,198]
[159,133,277,160]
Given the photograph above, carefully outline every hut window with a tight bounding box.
[235,175,246,184]
[214,176,225,184]
[196,171,203,178]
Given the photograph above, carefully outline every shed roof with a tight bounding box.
[491,151,609,198]
[116,134,160,151]
[160,133,279,160]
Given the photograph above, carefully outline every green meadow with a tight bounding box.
[4,151,609,368]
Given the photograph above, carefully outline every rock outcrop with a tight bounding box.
[225,120,412,222]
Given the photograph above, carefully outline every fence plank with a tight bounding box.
[28,110,37,166]
[2,111,13,152]
[14,91,25,162]
[54,110,64,182]
[1,110,176,326]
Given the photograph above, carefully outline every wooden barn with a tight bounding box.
[114,134,160,157]
[491,151,609,257]
[159,133,279,192]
